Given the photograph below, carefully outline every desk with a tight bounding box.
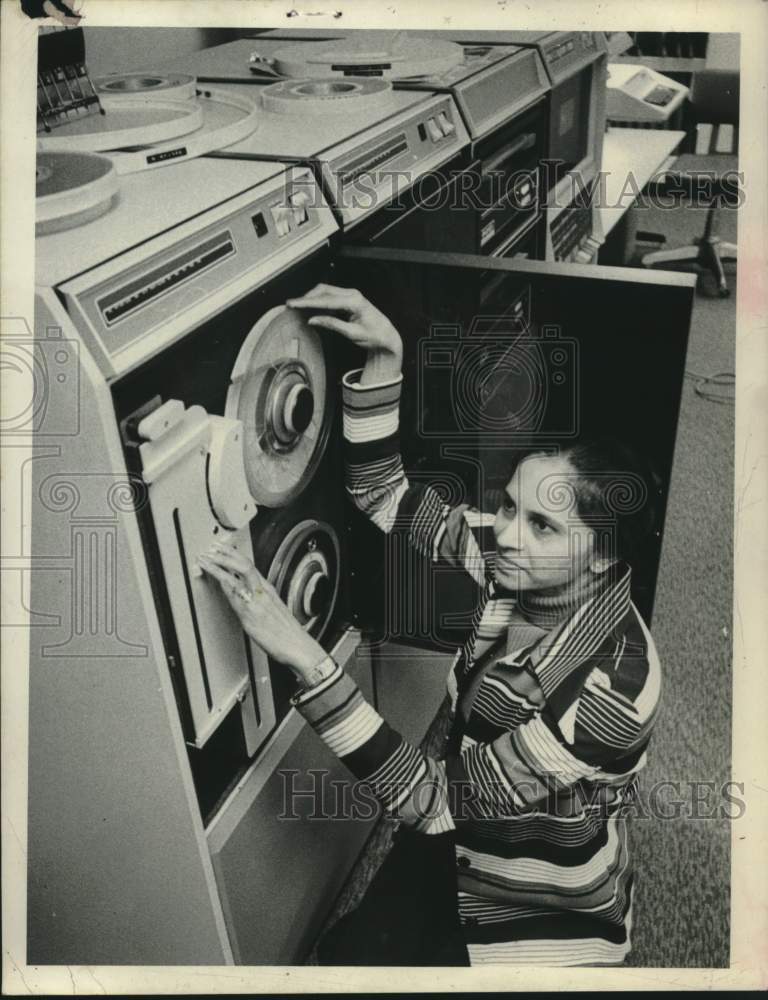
[599,127,686,235]
[597,127,686,264]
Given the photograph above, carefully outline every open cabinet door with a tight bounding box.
[331,246,695,645]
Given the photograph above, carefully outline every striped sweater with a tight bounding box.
[293,369,662,966]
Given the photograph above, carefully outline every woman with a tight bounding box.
[198,284,662,967]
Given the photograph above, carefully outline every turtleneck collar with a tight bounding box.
[492,563,623,630]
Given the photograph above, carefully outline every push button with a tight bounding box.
[426,117,442,142]
[271,206,292,236]
[457,855,471,869]
[289,188,311,226]
[437,111,455,136]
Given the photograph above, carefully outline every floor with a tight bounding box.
[310,194,737,968]
[625,195,735,967]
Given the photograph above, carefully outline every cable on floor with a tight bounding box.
[684,369,735,405]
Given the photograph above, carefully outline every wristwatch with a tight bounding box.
[295,654,338,694]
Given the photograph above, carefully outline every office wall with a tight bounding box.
[706,33,740,71]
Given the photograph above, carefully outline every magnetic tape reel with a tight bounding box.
[259,77,393,116]
[93,72,198,102]
[225,305,333,509]
[37,96,205,152]
[36,150,118,234]
[255,517,341,644]
[37,87,260,174]
[251,32,465,81]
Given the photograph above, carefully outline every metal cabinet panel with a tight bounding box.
[372,641,454,746]
[206,641,376,964]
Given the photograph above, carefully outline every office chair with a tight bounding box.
[642,69,739,297]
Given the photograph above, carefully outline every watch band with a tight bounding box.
[296,654,338,693]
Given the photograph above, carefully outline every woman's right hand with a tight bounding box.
[286,284,402,384]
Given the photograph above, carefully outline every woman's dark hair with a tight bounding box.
[506,436,662,563]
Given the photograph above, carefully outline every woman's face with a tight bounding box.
[493,453,598,592]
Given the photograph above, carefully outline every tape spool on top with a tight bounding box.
[225,305,332,508]
[37,97,204,154]
[36,150,118,234]
[260,77,393,115]
[37,88,260,174]
[268,34,465,80]
[94,72,198,102]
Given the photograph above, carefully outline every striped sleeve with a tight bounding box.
[291,659,655,830]
[448,713,603,820]
[292,662,454,833]
[570,615,662,767]
[343,368,488,584]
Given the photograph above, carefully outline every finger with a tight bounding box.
[44,0,81,21]
[286,283,340,302]
[310,283,357,297]
[297,282,340,297]
[197,555,240,591]
[198,552,235,579]
[208,534,236,555]
[306,315,359,338]
[208,547,265,589]
[287,284,358,304]
[202,549,241,577]
[286,295,357,313]
[210,542,253,571]
[208,574,247,606]
[205,549,249,579]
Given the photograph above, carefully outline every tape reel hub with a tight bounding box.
[104,75,169,91]
[267,520,340,638]
[303,571,332,619]
[266,366,315,445]
[94,71,198,101]
[296,81,361,97]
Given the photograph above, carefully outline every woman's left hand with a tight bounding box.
[198,541,326,678]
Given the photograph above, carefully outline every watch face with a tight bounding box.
[292,657,337,702]
[307,657,336,685]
